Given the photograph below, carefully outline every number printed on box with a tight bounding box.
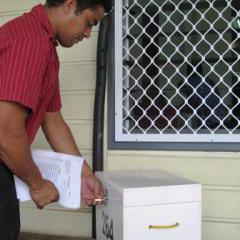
[102,211,114,240]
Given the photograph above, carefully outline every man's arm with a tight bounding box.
[41,111,104,205]
[0,101,59,209]
[41,111,93,176]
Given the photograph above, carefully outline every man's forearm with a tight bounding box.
[0,128,43,190]
[42,112,80,155]
[42,111,94,177]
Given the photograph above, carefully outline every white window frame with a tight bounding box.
[114,0,240,143]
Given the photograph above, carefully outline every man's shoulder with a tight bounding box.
[0,14,52,55]
[2,14,40,40]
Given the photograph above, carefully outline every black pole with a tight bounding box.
[92,13,111,239]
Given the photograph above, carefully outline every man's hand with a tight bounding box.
[81,174,104,206]
[30,179,60,209]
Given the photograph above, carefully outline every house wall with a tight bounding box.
[0,0,95,237]
[1,1,240,240]
[106,150,240,240]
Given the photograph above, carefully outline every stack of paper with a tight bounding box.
[14,149,84,209]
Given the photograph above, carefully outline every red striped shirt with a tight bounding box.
[0,4,62,144]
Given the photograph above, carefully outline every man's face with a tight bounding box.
[57,4,105,47]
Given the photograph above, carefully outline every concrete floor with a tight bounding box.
[19,233,92,240]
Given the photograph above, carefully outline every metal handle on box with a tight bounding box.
[148,223,180,229]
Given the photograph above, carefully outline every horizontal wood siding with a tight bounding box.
[106,150,240,240]
[0,2,96,237]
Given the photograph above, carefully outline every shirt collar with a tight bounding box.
[29,4,58,46]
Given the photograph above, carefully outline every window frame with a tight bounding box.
[108,0,240,151]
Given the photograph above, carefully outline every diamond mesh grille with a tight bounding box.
[115,0,240,142]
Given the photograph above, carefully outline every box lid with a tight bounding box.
[96,169,201,207]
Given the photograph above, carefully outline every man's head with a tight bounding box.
[45,0,112,47]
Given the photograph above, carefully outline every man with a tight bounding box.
[0,0,112,239]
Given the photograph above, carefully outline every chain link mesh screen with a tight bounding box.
[115,0,240,142]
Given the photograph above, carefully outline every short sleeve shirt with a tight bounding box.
[0,4,62,143]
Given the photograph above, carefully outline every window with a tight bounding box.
[112,0,240,147]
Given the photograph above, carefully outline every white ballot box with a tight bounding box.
[96,169,201,240]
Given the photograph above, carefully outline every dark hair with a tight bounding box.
[46,0,112,13]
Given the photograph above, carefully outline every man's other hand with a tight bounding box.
[29,179,59,209]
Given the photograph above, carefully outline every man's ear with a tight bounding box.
[62,0,77,15]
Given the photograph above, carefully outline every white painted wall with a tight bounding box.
[0,0,95,237]
[106,151,240,240]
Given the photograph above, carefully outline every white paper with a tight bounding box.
[14,149,84,209]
